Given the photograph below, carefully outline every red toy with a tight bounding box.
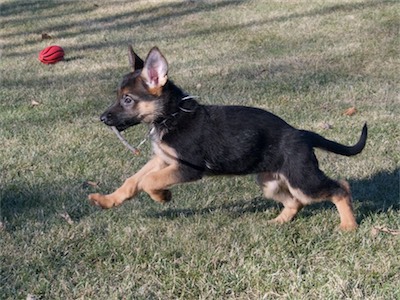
[39,45,64,64]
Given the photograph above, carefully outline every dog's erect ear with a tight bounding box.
[141,47,168,93]
[128,45,144,71]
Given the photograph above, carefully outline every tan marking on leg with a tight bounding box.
[283,175,357,230]
[268,200,304,224]
[88,156,166,208]
[258,174,357,230]
[331,181,358,231]
[139,164,182,203]
[257,172,303,224]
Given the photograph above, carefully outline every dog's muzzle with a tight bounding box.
[100,112,140,131]
[100,112,112,125]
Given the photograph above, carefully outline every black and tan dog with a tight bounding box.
[89,46,367,231]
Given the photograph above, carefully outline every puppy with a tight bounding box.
[89,46,367,231]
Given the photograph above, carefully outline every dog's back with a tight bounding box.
[166,104,291,175]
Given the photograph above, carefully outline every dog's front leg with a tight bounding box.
[88,156,166,208]
[139,164,183,204]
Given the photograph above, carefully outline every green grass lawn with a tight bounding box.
[1,0,399,299]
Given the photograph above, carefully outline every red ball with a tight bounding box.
[39,45,64,64]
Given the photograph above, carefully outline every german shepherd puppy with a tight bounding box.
[89,46,367,231]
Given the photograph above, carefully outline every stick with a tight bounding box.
[372,226,400,236]
[110,126,140,155]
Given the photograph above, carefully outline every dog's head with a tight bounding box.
[100,46,169,131]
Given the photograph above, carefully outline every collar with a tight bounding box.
[153,95,199,131]
[179,95,199,112]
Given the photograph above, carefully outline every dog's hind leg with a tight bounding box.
[257,173,304,224]
[269,200,304,224]
[88,156,167,208]
[330,180,357,231]
[286,177,357,231]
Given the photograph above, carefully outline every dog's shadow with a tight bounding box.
[1,169,397,227]
[147,168,399,222]
[146,196,277,220]
[350,168,400,218]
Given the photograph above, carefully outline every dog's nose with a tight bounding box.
[100,113,110,123]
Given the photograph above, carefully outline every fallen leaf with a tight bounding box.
[27,294,39,300]
[31,100,40,106]
[82,181,99,188]
[344,107,357,116]
[318,122,333,130]
[255,68,268,78]
[41,33,52,40]
[59,211,74,225]
[0,221,4,231]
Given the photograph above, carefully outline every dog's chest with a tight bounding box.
[150,126,177,165]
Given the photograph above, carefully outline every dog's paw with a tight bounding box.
[267,217,285,225]
[88,193,115,209]
[161,189,172,203]
[339,222,358,232]
[150,189,172,204]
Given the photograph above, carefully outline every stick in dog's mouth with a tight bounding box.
[110,126,141,155]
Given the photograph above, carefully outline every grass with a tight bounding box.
[1,0,399,299]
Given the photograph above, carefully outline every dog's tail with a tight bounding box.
[302,123,367,156]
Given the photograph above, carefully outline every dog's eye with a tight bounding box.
[122,95,135,105]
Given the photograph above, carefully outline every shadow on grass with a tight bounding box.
[0,179,97,230]
[351,168,400,219]
[146,168,399,223]
[2,0,247,53]
[2,0,395,57]
[1,169,397,228]
[1,0,398,229]
[146,197,277,220]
